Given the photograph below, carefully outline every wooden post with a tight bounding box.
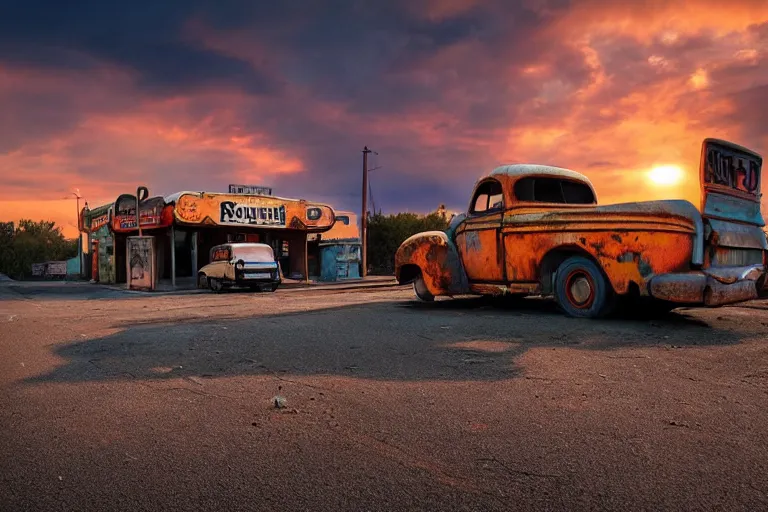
[170,225,176,288]
[304,235,310,284]
[361,146,371,277]
[191,231,198,279]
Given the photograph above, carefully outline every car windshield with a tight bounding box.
[231,245,275,262]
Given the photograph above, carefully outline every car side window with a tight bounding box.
[470,179,504,214]
[513,177,596,204]
[211,247,231,262]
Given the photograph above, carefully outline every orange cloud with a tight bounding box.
[553,0,768,41]
[0,67,305,207]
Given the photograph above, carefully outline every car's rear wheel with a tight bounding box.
[554,256,614,318]
[413,275,435,302]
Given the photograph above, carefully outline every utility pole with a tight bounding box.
[71,190,82,277]
[361,146,371,277]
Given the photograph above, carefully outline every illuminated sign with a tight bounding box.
[90,214,110,232]
[219,201,286,226]
[173,192,335,232]
[113,195,170,232]
[228,184,273,196]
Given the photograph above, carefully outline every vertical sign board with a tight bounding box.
[127,236,156,291]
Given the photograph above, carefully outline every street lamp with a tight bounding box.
[71,190,83,277]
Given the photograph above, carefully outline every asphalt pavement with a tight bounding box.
[1,282,768,511]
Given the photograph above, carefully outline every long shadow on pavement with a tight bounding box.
[21,294,753,386]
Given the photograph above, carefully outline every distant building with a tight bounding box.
[314,211,362,282]
[432,204,459,222]
[78,193,363,287]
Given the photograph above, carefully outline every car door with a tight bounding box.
[454,178,505,282]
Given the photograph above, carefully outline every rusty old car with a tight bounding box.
[198,242,281,292]
[395,138,767,318]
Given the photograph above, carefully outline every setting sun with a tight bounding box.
[648,165,684,186]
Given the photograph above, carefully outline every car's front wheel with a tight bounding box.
[554,256,615,318]
[413,275,435,302]
[208,277,224,293]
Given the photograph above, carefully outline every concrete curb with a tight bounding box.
[98,279,400,297]
[280,281,400,293]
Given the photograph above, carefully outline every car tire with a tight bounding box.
[208,277,224,293]
[270,284,279,292]
[413,275,435,302]
[554,256,615,318]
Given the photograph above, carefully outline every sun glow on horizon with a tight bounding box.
[648,165,684,186]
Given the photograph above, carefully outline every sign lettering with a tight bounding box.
[228,184,273,196]
[704,146,762,196]
[220,201,286,226]
[90,214,110,232]
[114,195,166,231]
[119,211,160,229]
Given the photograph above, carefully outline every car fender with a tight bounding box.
[395,230,470,296]
[199,262,230,280]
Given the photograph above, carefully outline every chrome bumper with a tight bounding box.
[648,264,766,306]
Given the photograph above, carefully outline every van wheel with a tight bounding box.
[208,277,224,293]
[413,275,435,302]
[554,256,614,318]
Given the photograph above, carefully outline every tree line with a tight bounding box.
[0,220,78,279]
[366,212,451,274]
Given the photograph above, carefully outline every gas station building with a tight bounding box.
[79,186,361,289]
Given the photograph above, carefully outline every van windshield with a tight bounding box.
[232,245,275,262]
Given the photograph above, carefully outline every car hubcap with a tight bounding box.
[414,278,432,300]
[565,271,594,309]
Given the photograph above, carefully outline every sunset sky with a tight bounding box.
[1,0,767,238]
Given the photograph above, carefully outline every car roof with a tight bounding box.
[488,164,594,187]
[213,243,273,249]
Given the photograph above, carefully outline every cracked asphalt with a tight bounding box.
[1,281,768,511]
